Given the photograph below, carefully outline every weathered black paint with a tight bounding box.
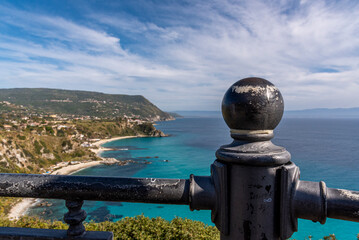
[0,174,190,204]
[216,77,359,239]
[221,77,284,131]
[243,221,252,240]
[293,181,359,223]
[64,200,86,236]
[216,77,290,239]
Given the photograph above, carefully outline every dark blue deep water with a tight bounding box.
[28,117,359,239]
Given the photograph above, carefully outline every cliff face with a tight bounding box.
[150,130,167,137]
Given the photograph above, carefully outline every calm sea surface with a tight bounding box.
[28,117,359,239]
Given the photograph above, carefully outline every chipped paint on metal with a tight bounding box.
[0,174,189,204]
[338,189,359,201]
[266,87,270,101]
[231,85,278,95]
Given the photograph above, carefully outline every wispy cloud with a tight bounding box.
[0,0,358,110]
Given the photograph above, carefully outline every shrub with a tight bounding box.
[56,129,65,137]
[17,135,26,140]
[45,126,54,135]
[34,140,42,154]
[22,149,34,158]
[71,149,85,158]
[0,216,220,240]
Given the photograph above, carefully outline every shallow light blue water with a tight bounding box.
[28,117,359,239]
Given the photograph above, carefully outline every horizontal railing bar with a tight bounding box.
[327,187,359,222]
[0,173,190,205]
[293,181,359,223]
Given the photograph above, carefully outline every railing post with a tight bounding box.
[207,77,293,239]
[203,77,358,239]
[64,199,87,237]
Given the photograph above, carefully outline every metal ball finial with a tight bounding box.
[222,77,284,131]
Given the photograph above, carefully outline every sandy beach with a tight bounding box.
[92,135,140,147]
[7,135,139,220]
[89,135,140,156]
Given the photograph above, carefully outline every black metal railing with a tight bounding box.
[0,77,358,240]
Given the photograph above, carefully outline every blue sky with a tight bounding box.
[0,0,358,111]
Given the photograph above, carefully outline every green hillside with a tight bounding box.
[0,88,173,121]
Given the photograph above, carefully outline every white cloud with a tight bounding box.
[0,1,359,110]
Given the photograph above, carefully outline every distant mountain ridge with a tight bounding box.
[0,88,173,121]
[284,107,359,118]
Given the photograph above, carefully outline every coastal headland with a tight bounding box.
[7,135,148,220]
[0,88,173,220]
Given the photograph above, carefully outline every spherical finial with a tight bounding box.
[222,77,284,131]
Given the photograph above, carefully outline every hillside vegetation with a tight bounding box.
[0,119,164,174]
[0,116,166,215]
[0,88,174,121]
[0,132,97,174]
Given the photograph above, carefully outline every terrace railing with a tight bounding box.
[0,77,358,240]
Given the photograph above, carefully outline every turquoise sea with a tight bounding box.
[28,116,359,239]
